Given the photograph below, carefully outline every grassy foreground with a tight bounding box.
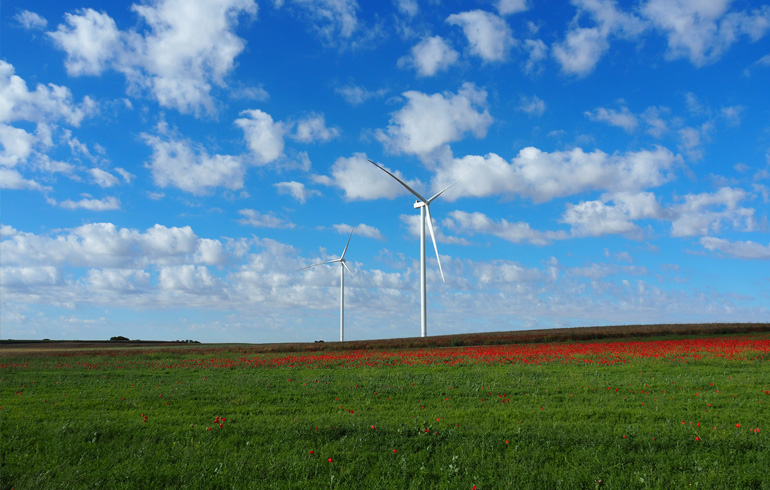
[1,334,769,489]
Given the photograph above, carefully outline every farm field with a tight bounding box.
[1,333,769,489]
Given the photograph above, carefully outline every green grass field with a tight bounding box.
[1,335,769,489]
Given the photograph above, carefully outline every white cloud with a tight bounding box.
[497,0,528,16]
[585,105,638,132]
[445,210,567,245]
[553,0,646,76]
[523,39,548,73]
[436,145,680,203]
[320,153,419,200]
[720,105,743,126]
[54,195,122,211]
[562,192,662,238]
[518,95,546,116]
[115,167,135,183]
[48,0,258,116]
[642,0,770,66]
[89,168,120,187]
[376,83,493,157]
[0,125,35,166]
[274,181,320,203]
[0,222,221,268]
[237,209,295,228]
[402,36,459,77]
[335,84,387,105]
[333,222,384,240]
[15,10,48,30]
[670,187,755,237]
[642,106,669,138]
[159,265,220,292]
[395,0,418,18]
[0,60,96,126]
[677,118,715,161]
[86,268,151,293]
[0,60,97,190]
[48,9,121,76]
[291,113,340,143]
[446,10,515,62]
[277,0,359,43]
[553,27,608,76]
[235,109,287,164]
[142,131,245,194]
[700,237,770,259]
[0,168,50,191]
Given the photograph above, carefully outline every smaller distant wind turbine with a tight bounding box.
[369,160,469,337]
[298,221,357,342]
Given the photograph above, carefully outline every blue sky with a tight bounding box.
[2,0,769,343]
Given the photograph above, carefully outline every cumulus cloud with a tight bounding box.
[553,0,646,76]
[435,145,680,203]
[48,0,258,116]
[401,36,459,77]
[523,38,548,73]
[318,153,420,200]
[48,9,121,76]
[142,131,246,195]
[376,83,493,157]
[444,210,567,245]
[333,222,384,240]
[0,60,96,127]
[446,10,515,62]
[553,27,609,76]
[276,0,359,44]
[291,113,340,143]
[700,237,770,259]
[274,181,320,203]
[54,195,122,211]
[237,209,295,228]
[335,84,387,105]
[670,187,756,237]
[89,168,120,187]
[497,0,528,16]
[235,109,286,164]
[585,105,638,132]
[518,95,546,116]
[15,10,48,30]
[0,168,50,191]
[642,0,770,66]
[1,222,219,268]
[562,192,662,238]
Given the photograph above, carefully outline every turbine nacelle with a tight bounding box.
[413,201,427,209]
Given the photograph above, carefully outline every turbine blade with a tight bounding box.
[342,261,355,277]
[424,205,445,283]
[340,217,357,259]
[427,169,472,203]
[368,159,426,202]
[297,258,340,271]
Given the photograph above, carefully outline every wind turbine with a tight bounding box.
[298,221,357,342]
[369,160,467,337]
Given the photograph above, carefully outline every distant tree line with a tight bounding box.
[109,336,200,343]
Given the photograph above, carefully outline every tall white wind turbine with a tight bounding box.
[369,160,467,337]
[298,222,357,342]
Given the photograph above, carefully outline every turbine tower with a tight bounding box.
[298,222,357,342]
[369,160,466,337]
